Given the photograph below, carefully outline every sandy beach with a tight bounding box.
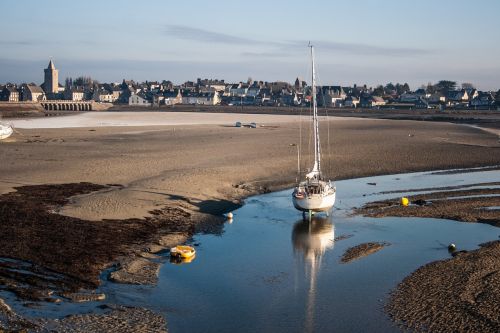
[1,111,499,331]
[2,112,499,220]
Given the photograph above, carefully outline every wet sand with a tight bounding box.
[355,185,500,227]
[1,113,499,331]
[1,302,167,333]
[387,240,500,332]
[0,183,199,302]
[356,184,500,331]
[340,242,390,263]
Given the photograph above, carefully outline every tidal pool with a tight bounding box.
[4,168,500,332]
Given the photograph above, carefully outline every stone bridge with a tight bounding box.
[41,100,93,111]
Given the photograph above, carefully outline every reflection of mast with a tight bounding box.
[292,217,335,333]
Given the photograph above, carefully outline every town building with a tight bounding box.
[129,92,152,106]
[360,96,386,108]
[470,92,495,109]
[65,87,85,101]
[182,91,220,105]
[319,86,346,107]
[0,85,19,102]
[42,60,59,95]
[163,89,182,105]
[344,96,360,108]
[20,83,46,101]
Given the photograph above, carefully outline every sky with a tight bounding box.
[1,0,500,90]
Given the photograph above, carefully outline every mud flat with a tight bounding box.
[0,182,202,302]
[355,183,500,227]
[340,242,390,263]
[1,303,167,332]
[356,182,500,332]
[386,240,500,332]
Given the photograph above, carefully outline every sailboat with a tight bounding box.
[0,121,13,140]
[292,45,336,216]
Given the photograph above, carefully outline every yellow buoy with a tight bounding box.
[227,212,233,220]
[401,197,409,206]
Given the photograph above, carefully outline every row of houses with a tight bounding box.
[128,90,220,106]
[0,83,46,102]
[2,78,499,110]
[309,85,498,109]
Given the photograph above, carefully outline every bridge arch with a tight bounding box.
[40,101,95,111]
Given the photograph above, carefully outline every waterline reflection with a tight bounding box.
[292,217,335,333]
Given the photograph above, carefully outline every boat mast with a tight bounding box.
[310,44,321,177]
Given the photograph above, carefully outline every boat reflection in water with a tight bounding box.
[292,216,335,333]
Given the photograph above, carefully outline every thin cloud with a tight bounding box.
[241,51,290,58]
[0,40,35,46]
[165,24,268,45]
[287,40,433,57]
[165,25,432,57]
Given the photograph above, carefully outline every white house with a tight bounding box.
[197,92,220,105]
[129,92,152,106]
[20,84,46,102]
[163,90,182,106]
[229,83,248,97]
[96,91,115,103]
[182,93,198,105]
[66,88,85,101]
[182,92,220,105]
[344,96,359,108]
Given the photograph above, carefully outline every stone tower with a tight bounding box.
[43,60,58,94]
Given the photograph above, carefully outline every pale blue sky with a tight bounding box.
[1,0,499,90]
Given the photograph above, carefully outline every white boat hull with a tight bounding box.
[292,191,336,212]
[0,124,13,140]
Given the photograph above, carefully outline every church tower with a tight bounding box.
[43,60,58,94]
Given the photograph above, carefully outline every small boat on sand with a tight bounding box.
[170,245,196,259]
[0,122,13,140]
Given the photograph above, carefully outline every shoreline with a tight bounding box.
[354,176,500,331]
[355,182,500,227]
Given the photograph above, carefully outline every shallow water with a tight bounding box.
[3,168,500,332]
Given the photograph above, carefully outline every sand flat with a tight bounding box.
[10,111,307,128]
[1,115,499,220]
